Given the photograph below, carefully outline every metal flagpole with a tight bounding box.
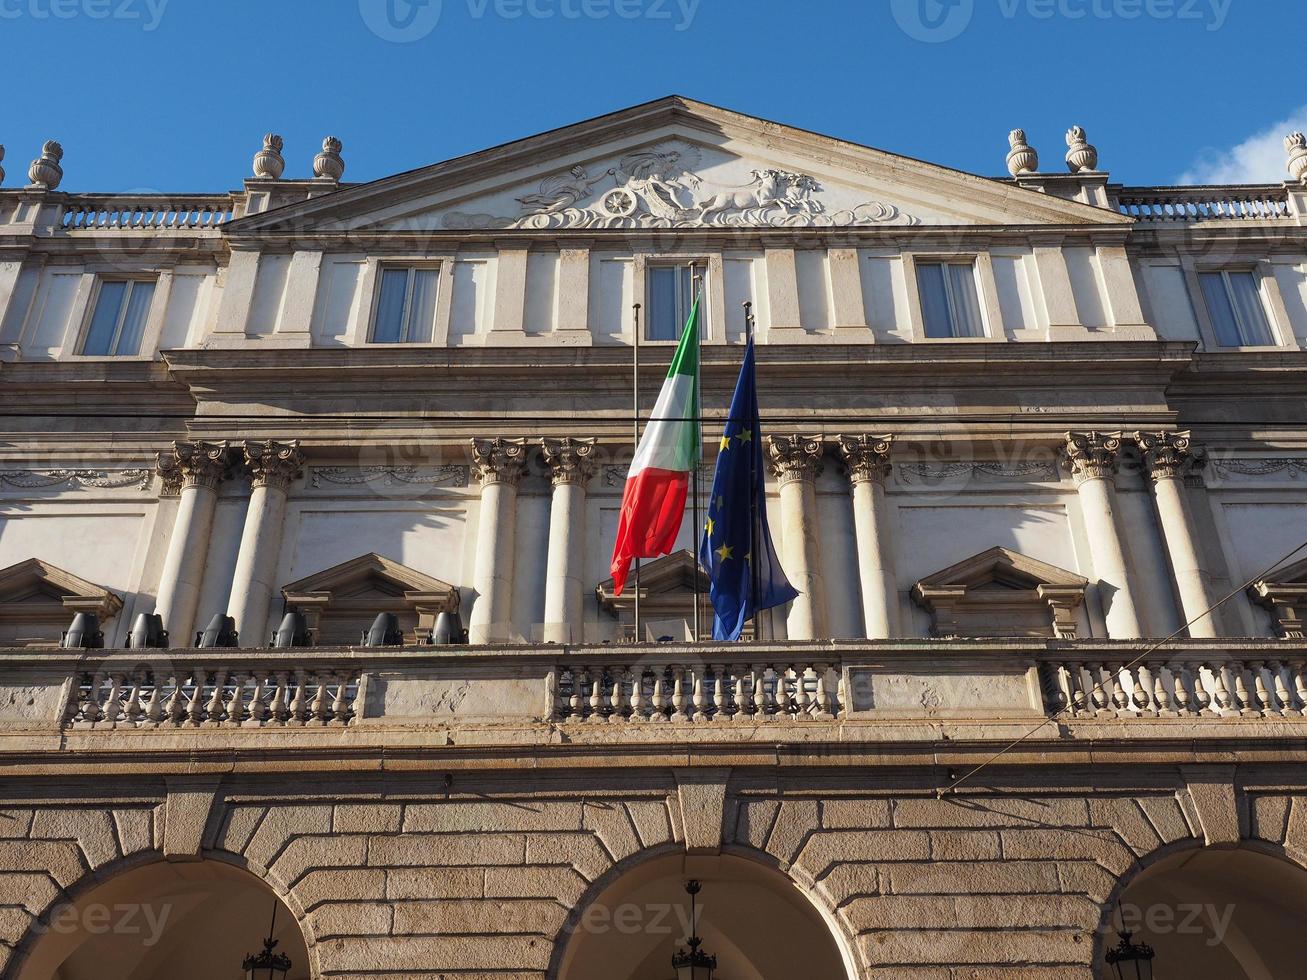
[744,301,762,642]
[691,267,703,644]
[632,302,642,643]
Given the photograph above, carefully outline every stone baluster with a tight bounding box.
[1251,661,1274,716]
[228,440,305,645]
[1229,662,1255,716]
[102,673,124,724]
[767,435,828,640]
[249,673,269,724]
[226,673,249,725]
[144,675,164,724]
[1152,665,1176,717]
[1086,663,1110,715]
[836,434,898,638]
[1170,662,1192,715]
[469,438,528,644]
[1208,664,1234,716]
[629,669,646,720]
[1062,433,1144,638]
[1269,661,1296,716]
[1128,666,1150,712]
[671,668,689,722]
[205,669,228,725]
[796,664,814,720]
[1103,664,1128,713]
[1064,663,1088,716]
[567,668,583,720]
[123,672,144,724]
[271,671,291,723]
[763,666,780,717]
[1135,432,1219,638]
[610,667,629,720]
[813,665,835,720]
[154,441,232,647]
[1293,660,1307,713]
[712,666,728,720]
[588,670,604,722]
[331,672,348,723]
[349,675,367,723]
[747,665,764,720]
[164,675,185,724]
[690,668,707,722]
[1191,668,1213,715]
[733,670,748,721]
[541,438,598,644]
[651,670,669,722]
[289,669,308,725]
[310,674,330,724]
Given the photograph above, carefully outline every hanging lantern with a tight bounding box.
[1105,930,1155,980]
[242,901,292,980]
[671,880,717,980]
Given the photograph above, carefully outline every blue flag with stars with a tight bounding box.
[697,337,798,641]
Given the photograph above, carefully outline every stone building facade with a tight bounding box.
[3,98,1307,977]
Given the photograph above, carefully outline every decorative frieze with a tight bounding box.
[471,438,528,488]
[898,461,1060,485]
[766,434,824,486]
[243,440,305,491]
[1061,431,1123,484]
[309,464,469,489]
[541,437,598,486]
[835,434,893,485]
[0,469,152,492]
[156,441,232,496]
[1135,430,1205,482]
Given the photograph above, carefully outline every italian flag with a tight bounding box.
[609,298,701,595]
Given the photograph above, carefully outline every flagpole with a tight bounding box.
[632,302,642,643]
[691,267,703,644]
[744,301,763,642]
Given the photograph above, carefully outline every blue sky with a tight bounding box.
[1,0,1302,191]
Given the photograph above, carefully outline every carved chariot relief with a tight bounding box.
[444,141,917,230]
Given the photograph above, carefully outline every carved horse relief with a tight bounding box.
[443,140,916,229]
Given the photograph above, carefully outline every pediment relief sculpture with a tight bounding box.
[0,558,123,646]
[444,141,916,230]
[912,546,1088,640]
[281,552,458,646]
[1249,555,1307,638]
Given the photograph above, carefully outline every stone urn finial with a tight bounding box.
[1286,132,1307,185]
[26,140,63,190]
[252,133,285,180]
[1065,126,1099,173]
[1006,128,1039,177]
[313,136,345,182]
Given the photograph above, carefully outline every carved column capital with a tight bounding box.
[156,441,232,495]
[541,437,598,487]
[471,437,528,488]
[767,434,825,486]
[1135,431,1206,482]
[835,433,893,485]
[243,440,305,491]
[1061,431,1124,484]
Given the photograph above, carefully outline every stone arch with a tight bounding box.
[7,852,314,980]
[1094,838,1307,979]
[550,843,859,979]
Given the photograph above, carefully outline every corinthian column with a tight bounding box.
[541,438,597,644]
[1063,432,1143,639]
[469,437,527,644]
[837,434,897,639]
[767,435,828,640]
[228,440,305,646]
[154,441,232,645]
[1136,431,1219,638]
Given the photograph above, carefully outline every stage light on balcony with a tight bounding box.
[59,613,103,649]
[270,612,310,648]
[126,613,168,649]
[196,614,238,648]
[362,612,403,647]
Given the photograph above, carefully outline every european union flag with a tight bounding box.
[698,338,798,641]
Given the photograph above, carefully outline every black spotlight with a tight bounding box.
[430,609,468,645]
[362,613,403,647]
[60,612,104,649]
[126,613,168,649]
[196,614,238,648]
[270,612,310,648]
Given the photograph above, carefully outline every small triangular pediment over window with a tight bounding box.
[1248,555,1307,638]
[913,547,1087,640]
[0,558,123,646]
[595,550,721,642]
[282,553,457,646]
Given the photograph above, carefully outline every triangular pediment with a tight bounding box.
[596,550,708,607]
[1257,554,1307,588]
[917,547,1088,593]
[228,97,1130,236]
[282,553,454,602]
[0,558,121,608]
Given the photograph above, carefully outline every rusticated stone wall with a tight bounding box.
[2,770,1306,978]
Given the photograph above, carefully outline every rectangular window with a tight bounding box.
[82,279,155,356]
[371,266,438,344]
[647,264,707,341]
[916,260,985,339]
[1199,270,1276,346]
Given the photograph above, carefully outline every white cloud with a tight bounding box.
[1178,106,1307,185]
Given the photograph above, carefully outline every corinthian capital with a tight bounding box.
[156,440,232,495]
[541,437,598,487]
[1135,431,1205,482]
[471,437,528,488]
[1061,432,1123,484]
[767,434,825,486]
[835,434,893,485]
[244,440,305,491]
